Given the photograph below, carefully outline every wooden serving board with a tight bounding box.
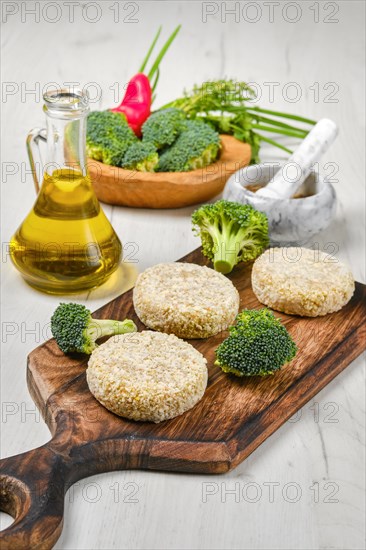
[1,248,365,550]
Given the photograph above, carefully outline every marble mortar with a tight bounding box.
[223,163,337,244]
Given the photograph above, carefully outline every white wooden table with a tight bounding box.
[1,2,365,548]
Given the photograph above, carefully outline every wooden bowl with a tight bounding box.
[87,135,251,209]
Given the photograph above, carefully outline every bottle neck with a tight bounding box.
[45,112,88,177]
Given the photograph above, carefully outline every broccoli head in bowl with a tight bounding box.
[157,120,221,172]
[86,109,221,173]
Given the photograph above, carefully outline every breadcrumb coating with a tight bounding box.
[86,331,208,423]
[133,263,240,338]
[252,247,354,317]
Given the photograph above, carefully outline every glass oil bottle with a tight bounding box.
[10,88,122,294]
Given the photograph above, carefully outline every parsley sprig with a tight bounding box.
[162,80,316,163]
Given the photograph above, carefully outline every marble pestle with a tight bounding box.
[256,118,338,200]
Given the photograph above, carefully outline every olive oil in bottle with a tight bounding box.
[10,89,122,294]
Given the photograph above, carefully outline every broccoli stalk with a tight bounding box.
[215,309,297,377]
[192,200,269,274]
[51,303,137,354]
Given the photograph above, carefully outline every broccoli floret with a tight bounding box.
[86,110,137,166]
[121,141,159,172]
[157,120,220,172]
[215,309,297,377]
[51,303,137,354]
[142,108,187,149]
[192,200,269,274]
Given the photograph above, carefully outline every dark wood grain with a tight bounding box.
[1,248,365,549]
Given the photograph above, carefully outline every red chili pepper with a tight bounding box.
[111,74,151,137]
[110,26,181,137]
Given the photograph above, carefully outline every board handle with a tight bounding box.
[0,445,67,550]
